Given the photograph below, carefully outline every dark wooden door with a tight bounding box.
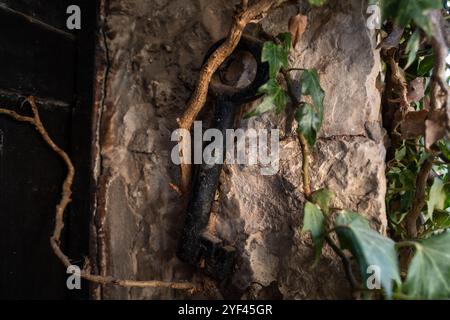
[0,0,97,299]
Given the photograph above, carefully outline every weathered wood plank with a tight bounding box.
[0,0,97,300]
[0,8,76,103]
[0,0,72,31]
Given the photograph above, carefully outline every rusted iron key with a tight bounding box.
[177,36,269,281]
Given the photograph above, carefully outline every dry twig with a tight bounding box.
[177,0,287,192]
[0,97,197,291]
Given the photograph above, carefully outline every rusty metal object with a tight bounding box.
[177,36,269,281]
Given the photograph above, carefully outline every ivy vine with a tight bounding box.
[246,0,450,300]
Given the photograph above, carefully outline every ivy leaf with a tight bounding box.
[337,210,370,228]
[244,80,288,118]
[426,178,446,220]
[432,211,450,232]
[310,188,334,215]
[405,30,420,70]
[261,40,289,79]
[397,167,417,192]
[308,0,327,6]
[296,69,325,146]
[277,32,293,53]
[423,210,450,237]
[244,95,276,119]
[302,201,325,262]
[403,231,450,299]
[395,145,407,162]
[438,139,450,160]
[382,0,441,36]
[417,55,434,76]
[300,69,324,120]
[336,211,401,298]
[295,103,321,147]
[259,79,288,114]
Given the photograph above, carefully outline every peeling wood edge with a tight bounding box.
[90,0,111,300]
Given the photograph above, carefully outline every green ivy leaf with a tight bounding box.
[439,139,450,160]
[423,210,450,237]
[382,0,441,36]
[295,103,321,147]
[261,40,289,79]
[336,211,401,298]
[277,32,293,53]
[310,188,334,215]
[395,145,407,162]
[296,69,325,147]
[244,80,288,118]
[302,201,326,261]
[432,211,450,231]
[403,231,450,299]
[259,79,288,114]
[308,0,327,6]
[426,178,446,220]
[417,55,434,76]
[244,95,275,119]
[399,168,417,192]
[405,30,420,70]
[337,210,371,228]
[300,69,325,121]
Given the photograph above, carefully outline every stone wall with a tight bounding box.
[93,0,385,299]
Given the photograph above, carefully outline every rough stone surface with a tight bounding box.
[95,0,385,299]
